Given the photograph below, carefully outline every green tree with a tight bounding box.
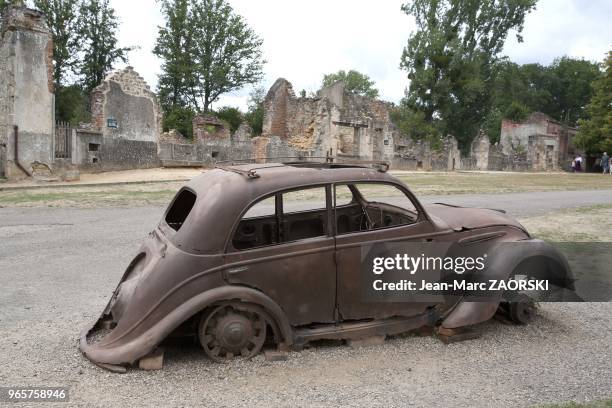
[33,0,81,87]
[390,105,440,146]
[77,0,132,92]
[190,0,264,112]
[575,51,612,154]
[163,105,195,138]
[154,0,195,110]
[55,85,90,124]
[155,0,264,113]
[548,56,601,125]
[400,0,536,149]
[216,106,243,133]
[244,86,265,136]
[483,57,601,140]
[322,70,379,98]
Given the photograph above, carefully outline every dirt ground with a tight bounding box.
[1,171,611,407]
[2,169,612,208]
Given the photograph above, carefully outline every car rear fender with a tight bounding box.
[80,285,293,366]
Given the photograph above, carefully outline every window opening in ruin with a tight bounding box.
[92,158,99,164]
[89,143,100,152]
[165,189,197,231]
[212,151,219,158]
[417,161,423,169]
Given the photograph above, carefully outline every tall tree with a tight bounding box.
[77,0,132,92]
[400,0,536,148]
[548,56,601,125]
[154,0,195,110]
[190,0,264,112]
[322,70,379,98]
[575,51,612,154]
[244,86,265,135]
[155,0,264,113]
[33,0,81,87]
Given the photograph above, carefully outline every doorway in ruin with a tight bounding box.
[545,145,554,170]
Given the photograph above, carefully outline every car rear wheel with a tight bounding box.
[198,303,267,362]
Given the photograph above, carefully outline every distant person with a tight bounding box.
[571,158,576,172]
[601,152,610,174]
[574,155,583,172]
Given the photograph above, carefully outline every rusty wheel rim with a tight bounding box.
[199,304,266,362]
[510,297,537,324]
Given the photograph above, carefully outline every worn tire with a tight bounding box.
[507,294,538,325]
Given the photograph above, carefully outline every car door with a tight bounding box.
[223,185,337,326]
[334,182,441,321]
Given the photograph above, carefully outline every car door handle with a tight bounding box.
[227,266,249,275]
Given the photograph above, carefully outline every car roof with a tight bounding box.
[166,162,407,254]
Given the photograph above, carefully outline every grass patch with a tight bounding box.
[519,204,612,242]
[2,172,612,208]
[396,172,612,196]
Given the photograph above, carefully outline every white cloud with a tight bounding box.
[110,0,611,111]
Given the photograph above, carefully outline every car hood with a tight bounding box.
[425,203,527,233]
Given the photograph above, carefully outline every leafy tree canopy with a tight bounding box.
[244,86,265,136]
[400,0,537,149]
[77,0,133,92]
[322,70,379,98]
[215,106,243,133]
[575,51,612,154]
[155,0,265,113]
[483,57,601,142]
[33,0,81,87]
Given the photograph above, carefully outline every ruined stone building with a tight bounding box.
[499,112,578,171]
[75,67,162,171]
[0,6,54,179]
[0,5,581,181]
[0,6,163,180]
[256,78,398,162]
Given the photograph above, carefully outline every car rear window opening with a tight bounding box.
[165,189,196,231]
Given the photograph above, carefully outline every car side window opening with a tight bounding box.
[232,186,329,250]
[165,189,197,231]
[334,183,419,234]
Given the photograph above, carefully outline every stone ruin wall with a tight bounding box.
[0,5,54,179]
[79,66,162,171]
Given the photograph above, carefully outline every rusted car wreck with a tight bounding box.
[80,160,574,371]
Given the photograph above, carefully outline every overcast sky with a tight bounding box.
[110,0,612,110]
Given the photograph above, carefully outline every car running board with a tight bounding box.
[292,312,436,347]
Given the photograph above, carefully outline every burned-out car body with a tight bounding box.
[80,161,574,370]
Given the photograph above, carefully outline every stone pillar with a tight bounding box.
[0,5,54,180]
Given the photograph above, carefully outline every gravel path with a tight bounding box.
[1,191,611,407]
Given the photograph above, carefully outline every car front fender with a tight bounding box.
[441,239,575,329]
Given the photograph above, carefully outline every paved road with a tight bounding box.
[0,190,611,407]
[420,189,612,217]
